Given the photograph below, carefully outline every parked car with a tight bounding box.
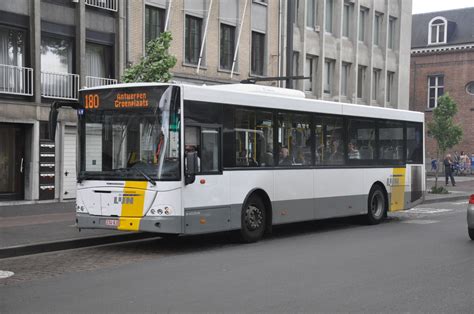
[468,194,474,240]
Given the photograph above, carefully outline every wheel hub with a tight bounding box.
[371,192,383,218]
[245,205,263,231]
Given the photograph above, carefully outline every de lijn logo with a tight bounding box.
[114,196,134,205]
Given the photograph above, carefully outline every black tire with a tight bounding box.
[469,228,474,241]
[240,195,266,243]
[366,185,387,225]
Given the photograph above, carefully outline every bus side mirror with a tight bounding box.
[48,105,59,141]
[185,151,198,185]
[48,101,81,141]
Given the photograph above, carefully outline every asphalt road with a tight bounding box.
[1,200,473,313]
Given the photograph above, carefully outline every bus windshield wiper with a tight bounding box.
[131,168,157,186]
[113,168,157,186]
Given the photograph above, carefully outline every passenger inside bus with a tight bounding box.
[279,147,292,166]
[185,144,201,172]
[348,142,361,159]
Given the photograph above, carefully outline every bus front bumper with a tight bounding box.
[76,213,183,234]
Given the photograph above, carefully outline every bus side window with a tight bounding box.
[201,128,220,173]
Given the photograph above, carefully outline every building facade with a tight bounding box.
[410,8,474,161]
[0,0,124,202]
[282,0,412,109]
[0,0,280,202]
[0,0,415,202]
[128,0,280,85]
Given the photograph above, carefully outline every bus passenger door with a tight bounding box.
[182,126,231,234]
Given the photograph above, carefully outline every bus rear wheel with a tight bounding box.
[240,195,266,243]
[366,185,387,225]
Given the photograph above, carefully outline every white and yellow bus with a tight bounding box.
[50,83,425,242]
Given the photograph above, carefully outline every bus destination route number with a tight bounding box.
[84,94,100,109]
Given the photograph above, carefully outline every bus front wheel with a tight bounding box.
[366,185,387,225]
[240,195,266,243]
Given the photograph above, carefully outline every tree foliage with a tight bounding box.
[427,94,463,190]
[122,32,177,83]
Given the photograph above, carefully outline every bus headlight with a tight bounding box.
[76,204,88,213]
[147,205,173,216]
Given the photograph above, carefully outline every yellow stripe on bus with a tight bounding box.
[118,181,148,231]
[390,168,406,212]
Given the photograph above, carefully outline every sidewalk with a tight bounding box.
[424,175,474,204]
[0,202,156,259]
[1,177,473,259]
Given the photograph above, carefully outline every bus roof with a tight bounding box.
[182,84,424,123]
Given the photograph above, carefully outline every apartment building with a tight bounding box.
[0,0,123,201]
[128,0,280,85]
[410,8,474,161]
[282,0,412,109]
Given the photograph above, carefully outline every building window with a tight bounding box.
[428,75,444,108]
[386,71,395,103]
[325,0,333,33]
[373,13,383,46]
[388,17,396,49]
[429,17,447,45]
[466,81,474,95]
[306,0,316,28]
[220,24,235,70]
[41,36,73,73]
[341,62,351,97]
[185,15,203,65]
[0,27,26,94]
[251,31,265,75]
[145,5,166,44]
[86,43,112,79]
[359,8,367,42]
[342,3,351,37]
[324,59,334,94]
[0,27,25,67]
[372,69,381,102]
[305,56,316,92]
[357,65,366,99]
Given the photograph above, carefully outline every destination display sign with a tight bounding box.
[80,86,168,111]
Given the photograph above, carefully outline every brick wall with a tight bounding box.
[410,50,474,159]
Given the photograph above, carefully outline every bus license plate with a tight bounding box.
[105,219,119,227]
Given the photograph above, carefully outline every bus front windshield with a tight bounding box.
[79,86,180,181]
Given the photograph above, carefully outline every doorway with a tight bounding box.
[0,123,26,200]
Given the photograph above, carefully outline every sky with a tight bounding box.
[412,0,474,14]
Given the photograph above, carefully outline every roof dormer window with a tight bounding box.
[428,17,447,45]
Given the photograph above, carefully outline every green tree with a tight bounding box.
[122,32,176,83]
[427,94,463,192]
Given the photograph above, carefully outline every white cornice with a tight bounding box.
[411,43,474,55]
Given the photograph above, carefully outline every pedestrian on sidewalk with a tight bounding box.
[431,157,438,172]
[444,154,456,186]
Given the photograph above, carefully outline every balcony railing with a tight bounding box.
[85,0,118,12]
[41,71,80,100]
[0,64,34,96]
[85,76,118,88]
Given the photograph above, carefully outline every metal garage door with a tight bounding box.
[62,127,77,199]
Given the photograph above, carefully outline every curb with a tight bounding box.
[422,194,469,205]
[0,233,159,259]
